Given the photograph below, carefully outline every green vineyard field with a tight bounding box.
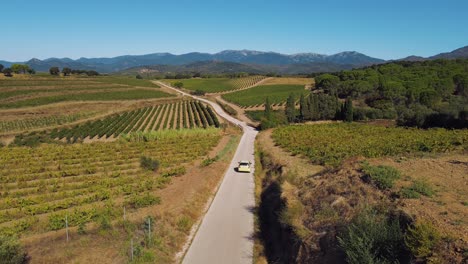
[0,112,97,134]
[50,101,220,140]
[221,84,308,107]
[167,76,266,93]
[0,128,221,236]
[272,123,468,166]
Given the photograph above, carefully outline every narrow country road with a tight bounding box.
[156,82,257,264]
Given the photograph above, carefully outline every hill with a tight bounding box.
[398,45,468,61]
[0,50,384,73]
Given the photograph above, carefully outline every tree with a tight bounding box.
[3,68,13,77]
[49,67,60,76]
[135,74,143,79]
[264,97,272,118]
[0,64,4,73]
[11,64,30,74]
[299,94,306,121]
[344,97,354,122]
[172,81,184,88]
[285,94,296,123]
[27,68,36,75]
[86,70,99,76]
[62,67,72,76]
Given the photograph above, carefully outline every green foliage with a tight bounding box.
[401,179,435,198]
[160,166,186,177]
[10,64,30,74]
[272,123,467,166]
[337,209,407,264]
[201,156,219,167]
[3,68,13,77]
[285,94,296,123]
[49,67,60,75]
[172,81,183,88]
[93,76,159,88]
[140,156,160,172]
[0,235,27,264]
[126,193,161,209]
[62,67,72,76]
[344,97,354,122]
[0,89,172,109]
[405,220,441,260]
[315,59,468,128]
[222,84,308,107]
[362,164,401,190]
[166,76,265,93]
[191,89,206,96]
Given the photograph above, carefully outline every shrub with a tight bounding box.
[201,156,219,167]
[160,166,186,177]
[191,89,206,96]
[405,220,441,260]
[140,156,160,172]
[362,164,401,190]
[337,209,407,264]
[0,235,28,264]
[408,179,435,197]
[126,193,161,209]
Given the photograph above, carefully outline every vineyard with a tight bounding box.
[221,84,308,107]
[0,128,221,236]
[0,76,170,109]
[272,123,468,166]
[166,76,266,93]
[0,112,97,134]
[50,101,220,141]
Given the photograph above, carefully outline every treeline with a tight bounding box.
[49,67,99,76]
[259,93,353,129]
[314,59,468,128]
[0,63,36,76]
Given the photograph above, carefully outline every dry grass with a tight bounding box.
[371,155,468,250]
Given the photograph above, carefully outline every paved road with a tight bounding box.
[156,82,257,264]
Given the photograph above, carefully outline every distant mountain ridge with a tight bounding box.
[1,46,466,74]
[398,45,468,61]
[0,50,384,73]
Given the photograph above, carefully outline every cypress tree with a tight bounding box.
[299,94,306,121]
[344,97,353,122]
[285,94,296,123]
[264,97,272,119]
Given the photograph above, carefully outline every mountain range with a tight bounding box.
[1,46,467,74]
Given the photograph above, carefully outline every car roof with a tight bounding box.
[239,160,250,163]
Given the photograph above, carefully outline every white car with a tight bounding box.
[237,161,251,173]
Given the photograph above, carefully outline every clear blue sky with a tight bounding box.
[2,0,467,61]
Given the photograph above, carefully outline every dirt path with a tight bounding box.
[210,95,258,126]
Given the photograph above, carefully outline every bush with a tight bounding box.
[401,179,435,198]
[0,235,28,264]
[126,193,161,209]
[337,209,407,264]
[191,89,206,96]
[140,156,159,172]
[362,164,401,190]
[201,156,219,167]
[405,220,441,260]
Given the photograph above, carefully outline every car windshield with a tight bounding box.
[239,162,249,166]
